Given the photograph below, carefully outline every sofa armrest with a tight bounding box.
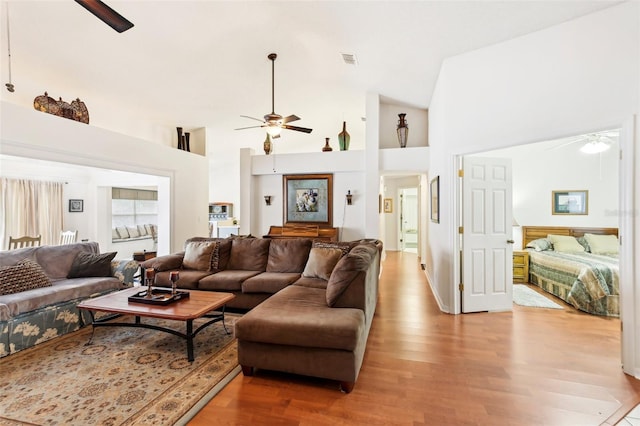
[141,252,185,272]
[111,259,139,286]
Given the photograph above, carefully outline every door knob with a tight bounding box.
[507,239,515,244]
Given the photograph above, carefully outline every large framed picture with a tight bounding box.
[430,176,440,223]
[283,174,333,226]
[552,190,588,215]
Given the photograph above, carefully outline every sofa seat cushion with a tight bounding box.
[241,272,301,294]
[154,270,210,290]
[198,270,261,291]
[0,277,122,321]
[293,276,328,289]
[235,285,365,352]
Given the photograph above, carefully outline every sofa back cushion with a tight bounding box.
[182,241,217,271]
[266,239,312,273]
[227,238,270,271]
[302,247,343,281]
[35,242,101,279]
[326,243,378,307]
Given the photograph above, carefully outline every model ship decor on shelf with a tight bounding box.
[33,92,89,124]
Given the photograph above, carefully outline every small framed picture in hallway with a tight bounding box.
[430,176,439,223]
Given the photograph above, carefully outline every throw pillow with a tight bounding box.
[127,226,140,238]
[584,233,619,255]
[67,251,117,278]
[0,258,52,295]
[312,241,354,257]
[525,238,552,252]
[115,227,130,239]
[302,247,343,281]
[182,241,216,271]
[210,239,232,272]
[547,234,585,253]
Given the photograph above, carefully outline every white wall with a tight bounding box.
[475,137,620,249]
[428,2,638,314]
[243,149,368,241]
[1,102,210,255]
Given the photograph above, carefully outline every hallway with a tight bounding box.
[190,251,640,425]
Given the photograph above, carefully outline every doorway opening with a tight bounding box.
[399,187,418,253]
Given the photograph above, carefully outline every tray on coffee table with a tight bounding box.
[128,288,190,305]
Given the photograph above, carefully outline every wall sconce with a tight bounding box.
[264,195,272,206]
[346,190,353,205]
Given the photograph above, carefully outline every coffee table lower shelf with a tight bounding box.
[78,288,235,362]
[84,310,229,362]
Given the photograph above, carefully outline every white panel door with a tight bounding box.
[462,157,513,313]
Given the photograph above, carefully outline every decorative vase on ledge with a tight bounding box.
[397,113,408,148]
[338,121,350,151]
[322,137,333,152]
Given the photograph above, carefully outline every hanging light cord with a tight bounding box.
[5,2,14,92]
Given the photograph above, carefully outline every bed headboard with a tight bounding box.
[521,226,618,248]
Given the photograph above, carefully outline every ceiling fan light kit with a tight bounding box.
[580,140,611,154]
[236,53,312,138]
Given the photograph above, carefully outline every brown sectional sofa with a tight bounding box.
[143,236,382,392]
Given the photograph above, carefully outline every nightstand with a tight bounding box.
[513,250,529,283]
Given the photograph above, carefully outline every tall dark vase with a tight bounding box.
[338,121,350,151]
[184,132,191,152]
[176,127,184,150]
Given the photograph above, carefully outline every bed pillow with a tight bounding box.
[576,236,590,252]
[547,234,585,253]
[525,238,552,252]
[584,233,619,255]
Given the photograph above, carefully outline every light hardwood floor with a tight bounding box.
[189,251,640,425]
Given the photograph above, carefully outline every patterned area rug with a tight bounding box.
[513,284,563,309]
[0,314,240,425]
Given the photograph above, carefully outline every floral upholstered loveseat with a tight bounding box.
[0,242,138,357]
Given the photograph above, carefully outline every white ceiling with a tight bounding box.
[0,0,621,152]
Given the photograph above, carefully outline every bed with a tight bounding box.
[521,226,619,317]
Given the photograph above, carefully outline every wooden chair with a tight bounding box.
[59,230,78,245]
[8,235,42,250]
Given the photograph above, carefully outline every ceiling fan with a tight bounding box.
[75,0,134,33]
[235,53,312,138]
[551,130,618,154]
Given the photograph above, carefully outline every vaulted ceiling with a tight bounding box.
[0,1,620,153]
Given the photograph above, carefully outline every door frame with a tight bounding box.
[452,116,635,375]
[397,186,419,253]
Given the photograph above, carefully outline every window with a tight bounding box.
[111,188,158,232]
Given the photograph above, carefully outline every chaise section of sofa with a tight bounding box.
[235,241,382,393]
[0,242,137,357]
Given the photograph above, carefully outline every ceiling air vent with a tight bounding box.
[341,53,358,66]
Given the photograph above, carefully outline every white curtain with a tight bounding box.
[0,178,64,249]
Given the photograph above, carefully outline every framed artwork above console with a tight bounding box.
[283,174,333,227]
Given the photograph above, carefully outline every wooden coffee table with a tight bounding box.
[78,287,235,362]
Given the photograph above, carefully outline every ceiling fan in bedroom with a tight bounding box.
[552,130,618,154]
[75,0,134,33]
[235,53,312,138]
